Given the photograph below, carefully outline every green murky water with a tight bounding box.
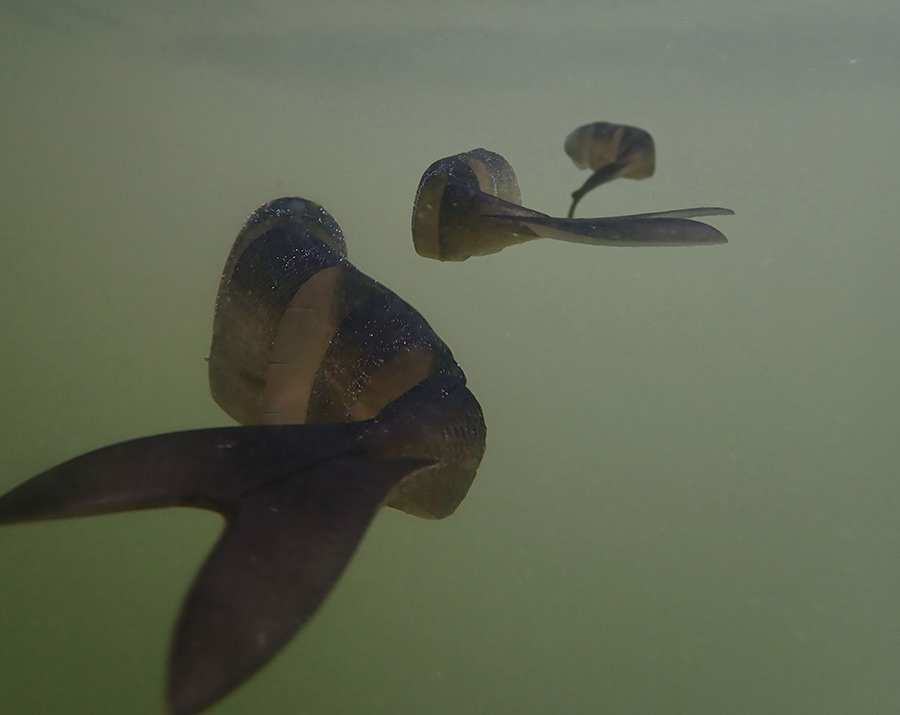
[1,2,898,713]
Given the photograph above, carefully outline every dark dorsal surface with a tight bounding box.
[0,197,486,714]
[210,197,482,519]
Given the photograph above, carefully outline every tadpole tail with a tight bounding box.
[166,452,433,715]
[0,425,433,715]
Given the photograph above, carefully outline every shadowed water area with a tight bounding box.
[1,1,898,713]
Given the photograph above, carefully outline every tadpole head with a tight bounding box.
[565,122,656,217]
[412,148,543,261]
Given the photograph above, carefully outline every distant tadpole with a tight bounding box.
[564,121,657,218]
[412,147,732,261]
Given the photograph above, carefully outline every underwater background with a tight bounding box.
[1,1,897,713]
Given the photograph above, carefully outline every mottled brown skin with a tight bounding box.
[412,148,732,262]
[0,198,486,715]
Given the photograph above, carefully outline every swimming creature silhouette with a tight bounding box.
[0,198,486,714]
[411,146,732,261]
[564,121,657,218]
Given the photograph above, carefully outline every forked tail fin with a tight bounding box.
[0,426,434,714]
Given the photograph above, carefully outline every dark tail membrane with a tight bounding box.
[567,159,631,218]
[167,452,433,715]
[0,424,434,715]
[515,208,733,247]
